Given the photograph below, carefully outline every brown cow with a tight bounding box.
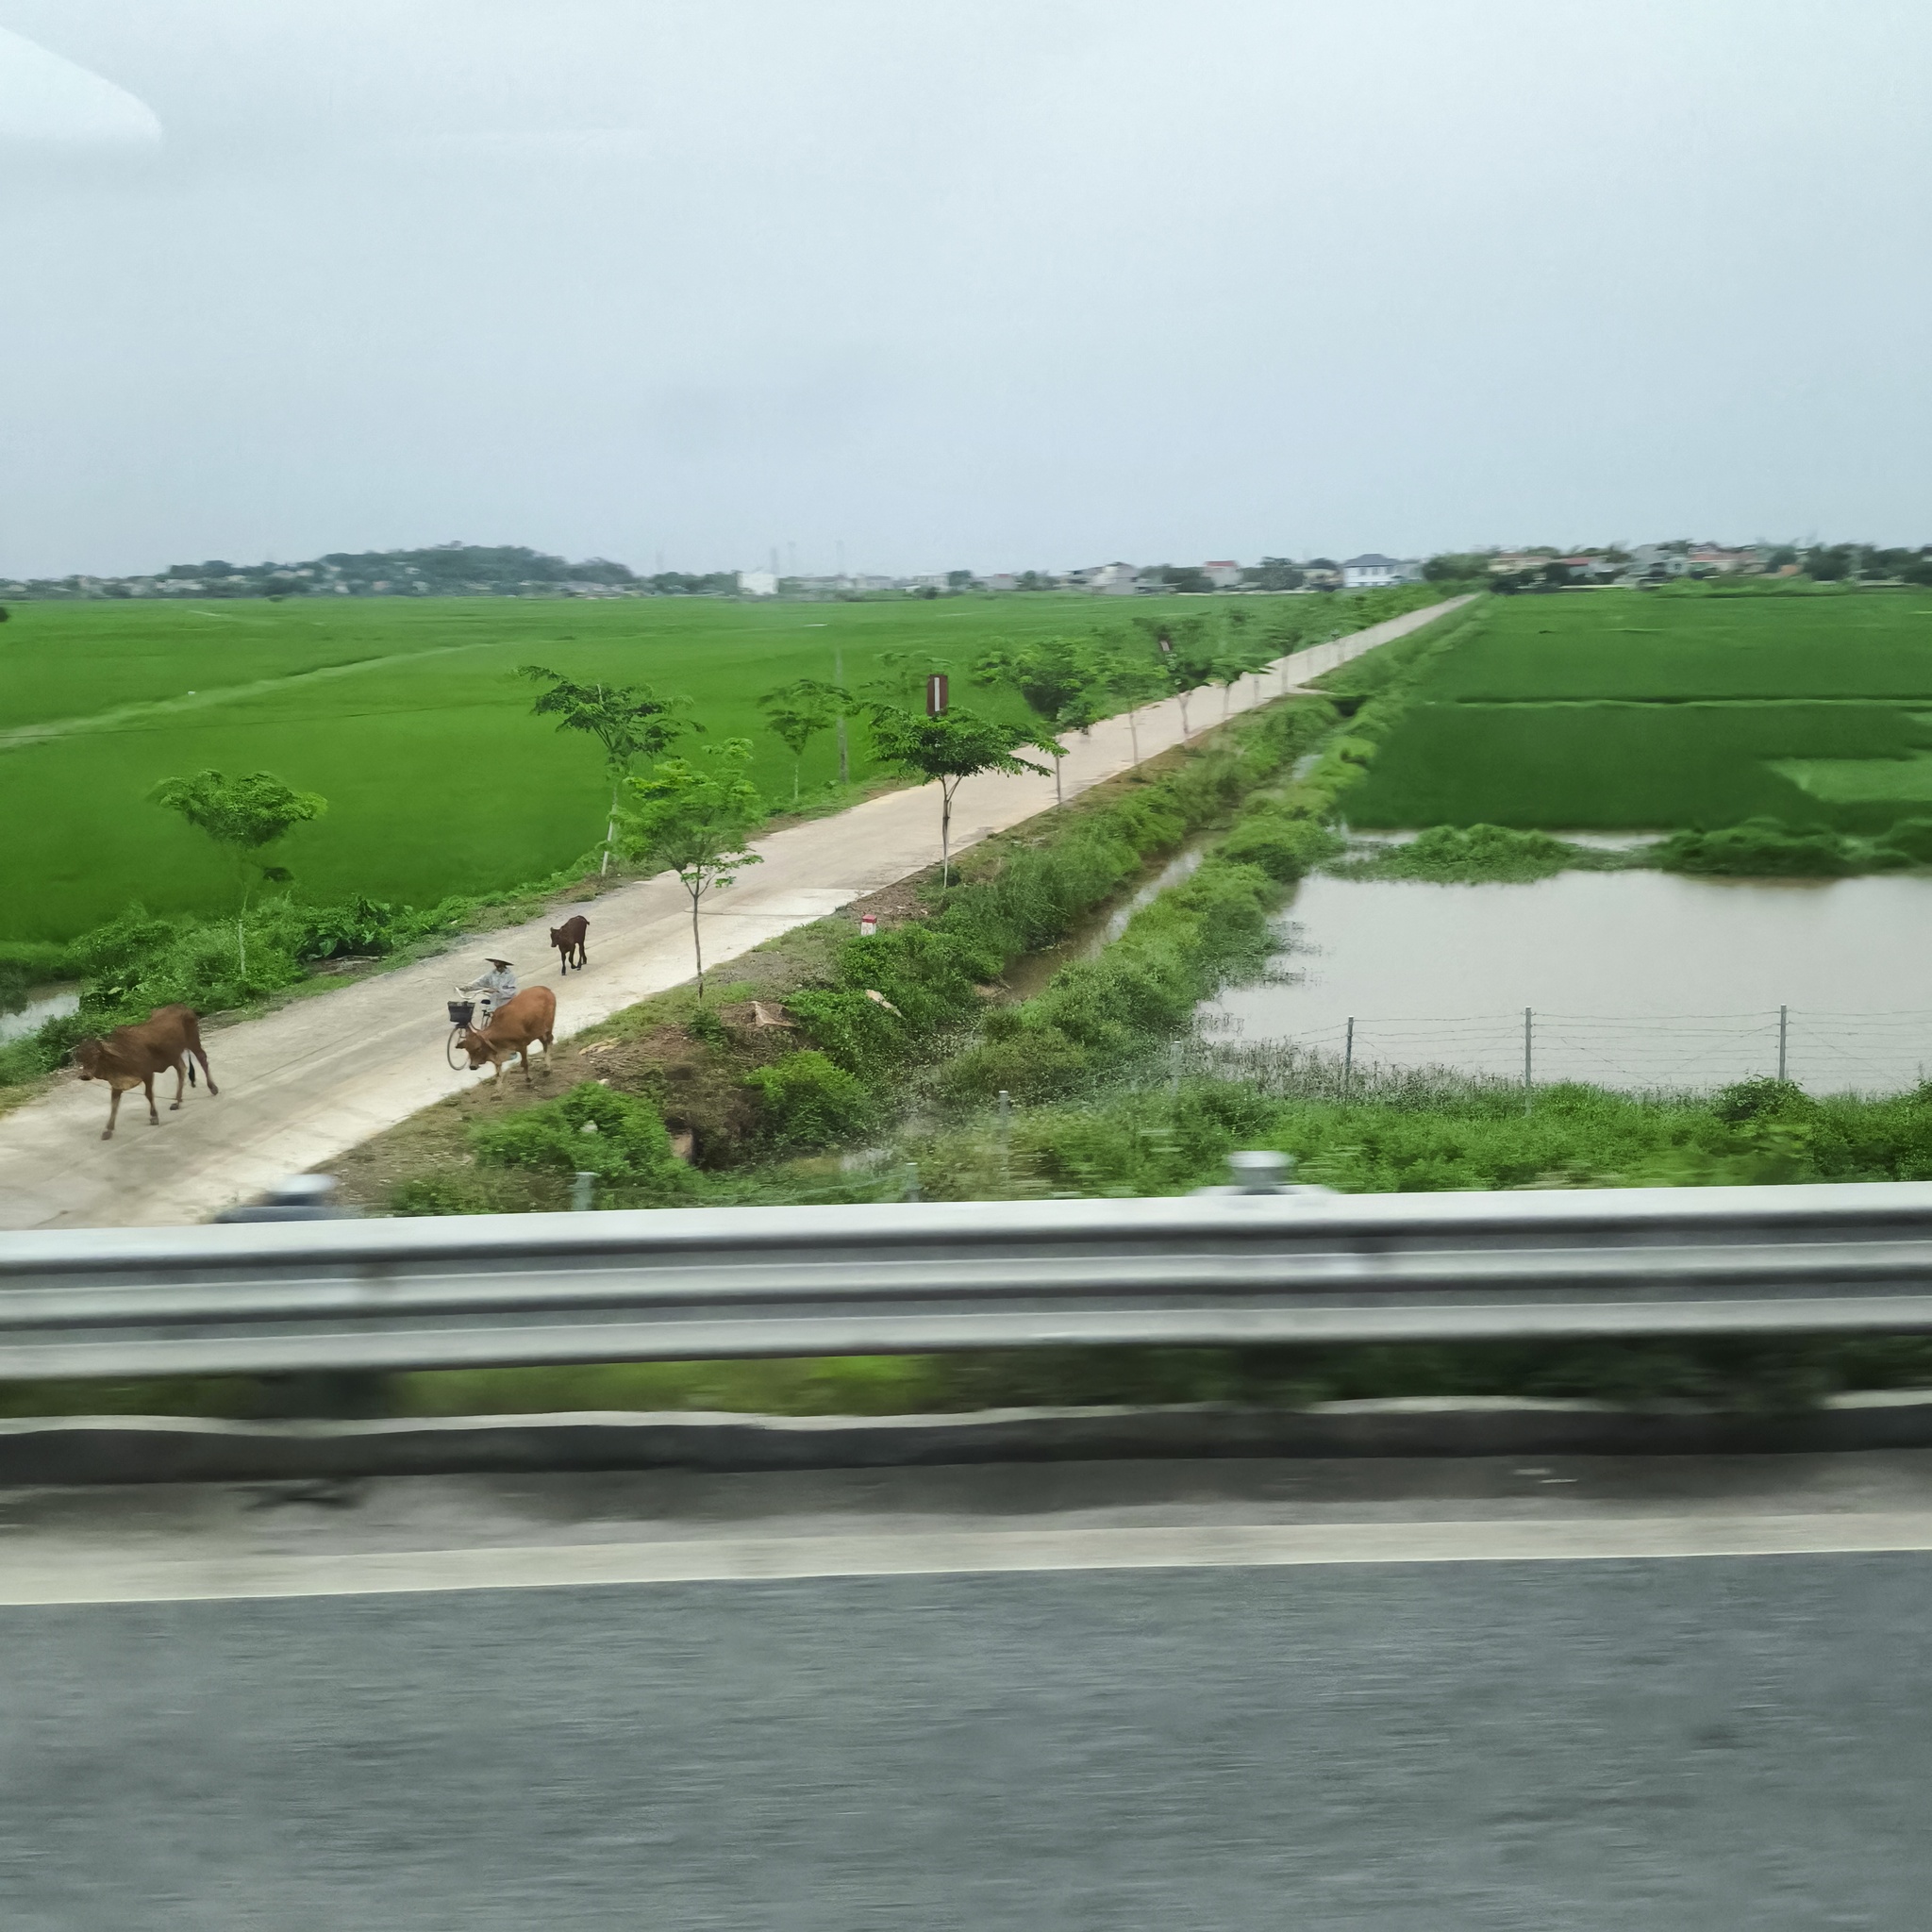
[456,985,557,1089]
[550,914,589,974]
[74,1004,218,1141]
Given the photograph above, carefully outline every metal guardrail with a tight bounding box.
[6,1183,1932,1378]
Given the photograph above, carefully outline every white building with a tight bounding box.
[737,569,778,598]
[1088,562,1139,596]
[1341,554,1416,590]
[1624,544,1690,584]
[1203,559,1242,591]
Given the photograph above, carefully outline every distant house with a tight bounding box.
[984,573,1019,592]
[1687,545,1758,575]
[1203,559,1242,591]
[1624,544,1690,584]
[1557,555,1621,582]
[1341,554,1416,590]
[1088,562,1139,596]
[737,569,778,598]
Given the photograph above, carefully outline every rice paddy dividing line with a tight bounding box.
[0,637,503,756]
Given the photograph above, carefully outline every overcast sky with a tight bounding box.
[2,1,1927,578]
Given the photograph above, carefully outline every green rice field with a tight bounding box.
[1344,587,1932,833]
[0,592,1223,943]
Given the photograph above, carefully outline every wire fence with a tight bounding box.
[1187,1007,1932,1101]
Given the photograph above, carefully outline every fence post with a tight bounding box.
[1778,1005,1789,1083]
[1524,1008,1534,1114]
[1342,1017,1355,1100]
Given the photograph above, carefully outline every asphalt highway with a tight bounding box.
[2,1452,1925,1929]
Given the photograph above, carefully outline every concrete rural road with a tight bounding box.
[0,597,1469,1230]
[1,1447,1927,1928]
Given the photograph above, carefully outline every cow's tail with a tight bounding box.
[187,1058,197,1088]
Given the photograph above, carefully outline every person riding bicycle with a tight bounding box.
[457,957,518,1027]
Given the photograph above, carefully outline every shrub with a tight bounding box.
[1876,817,1932,864]
[391,1174,507,1216]
[1219,811,1345,882]
[783,986,908,1077]
[1347,823,1595,884]
[1656,818,1857,878]
[471,1081,692,1194]
[745,1050,871,1150]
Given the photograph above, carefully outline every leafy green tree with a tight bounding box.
[1423,552,1491,582]
[520,666,692,874]
[1135,614,1217,736]
[972,634,1103,805]
[1249,556,1304,591]
[1208,609,1276,718]
[1098,636,1168,765]
[150,769,325,974]
[758,677,846,803]
[616,740,764,1000]
[866,647,953,704]
[864,705,1057,885]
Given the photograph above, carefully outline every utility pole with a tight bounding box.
[833,644,849,785]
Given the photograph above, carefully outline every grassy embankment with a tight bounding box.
[0,583,1448,1093]
[1342,581,1932,878]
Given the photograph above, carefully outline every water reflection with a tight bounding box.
[0,990,78,1045]
[1206,872,1932,1095]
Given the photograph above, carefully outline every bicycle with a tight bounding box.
[445,996,486,1070]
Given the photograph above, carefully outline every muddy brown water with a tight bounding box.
[1205,872,1932,1096]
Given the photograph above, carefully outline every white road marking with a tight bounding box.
[8,1510,1932,1606]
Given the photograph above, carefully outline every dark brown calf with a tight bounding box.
[74,1004,218,1141]
[550,914,589,974]
[457,985,558,1089]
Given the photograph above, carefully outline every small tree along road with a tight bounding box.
[757,678,847,804]
[971,635,1103,807]
[1097,639,1167,767]
[864,705,1057,887]
[1135,615,1217,737]
[616,740,763,1000]
[150,769,326,976]
[521,667,692,874]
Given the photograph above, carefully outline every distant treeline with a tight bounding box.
[0,543,738,601]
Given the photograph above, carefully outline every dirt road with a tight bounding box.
[0,598,1467,1228]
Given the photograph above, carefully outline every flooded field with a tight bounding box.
[1206,871,1932,1095]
